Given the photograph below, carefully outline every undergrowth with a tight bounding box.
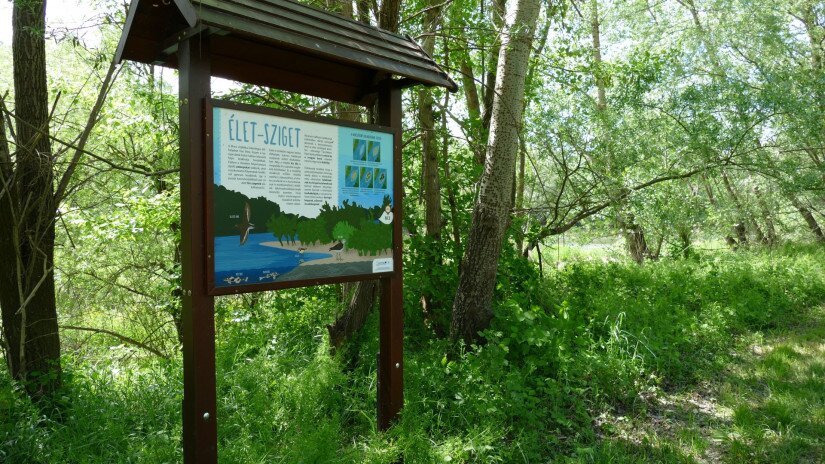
[1,245,824,462]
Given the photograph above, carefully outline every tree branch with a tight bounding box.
[60,325,168,359]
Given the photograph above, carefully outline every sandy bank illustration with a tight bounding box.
[213,186,393,287]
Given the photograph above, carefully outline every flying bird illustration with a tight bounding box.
[234,202,254,245]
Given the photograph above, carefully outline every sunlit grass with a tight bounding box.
[1,246,824,462]
[717,307,825,463]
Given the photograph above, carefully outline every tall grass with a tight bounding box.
[1,245,823,462]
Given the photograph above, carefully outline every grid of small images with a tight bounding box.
[346,138,386,190]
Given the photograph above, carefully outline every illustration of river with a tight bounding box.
[214,233,331,287]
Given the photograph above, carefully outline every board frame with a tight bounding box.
[204,98,398,296]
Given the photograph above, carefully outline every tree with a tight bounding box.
[0,0,116,401]
[450,0,543,344]
[332,221,356,245]
[327,0,401,350]
[0,0,62,401]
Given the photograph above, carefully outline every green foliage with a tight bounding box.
[267,213,298,245]
[332,221,356,244]
[4,246,822,462]
[295,216,330,246]
[348,221,392,256]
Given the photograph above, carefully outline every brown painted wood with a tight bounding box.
[179,35,218,464]
[377,81,404,431]
[115,0,458,92]
[211,36,367,86]
[209,54,366,105]
[199,0,429,63]
[197,10,445,85]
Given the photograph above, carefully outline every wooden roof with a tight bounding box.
[115,0,457,104]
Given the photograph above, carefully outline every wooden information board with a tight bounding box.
[206,100,397,295]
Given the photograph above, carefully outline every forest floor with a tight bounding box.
[589,305,825,464]
[3,245,824,463]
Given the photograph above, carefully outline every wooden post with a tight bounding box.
[179,35,218,463]
[377,81,404,431]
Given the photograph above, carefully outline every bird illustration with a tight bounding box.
[329,241,344,261]
[234,202,254,245]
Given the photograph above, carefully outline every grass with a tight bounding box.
[579,306,825,463]
[1,244,824,462]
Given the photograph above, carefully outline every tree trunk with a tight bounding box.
[441,89,463,256]
[327,281,379,349]
[459,60,486,165]
[722,171,766,246]
[418,0,446,332]
[327,0,399,350]
[754,186,777,245]
[0,0,62,400]
[480,0,507,141]
[590,0,649,263]
[419,0,442,243]
[621,216,649,264]
[450,0,542,344]
[700,173,738,248]
[790,196,825,242]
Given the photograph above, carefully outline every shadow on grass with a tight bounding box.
[563,436,696,463]
[717,306,825,464]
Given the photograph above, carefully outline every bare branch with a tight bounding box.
[60,325,168,359]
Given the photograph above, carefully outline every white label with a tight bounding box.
[372,258,394,273]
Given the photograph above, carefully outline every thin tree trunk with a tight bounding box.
[722,171,766,245]
[418,0,446,333]
[0,0,62,400]
[701,173,738,247]
[450,0,543,344]
[790,196,825,242]
[590,0,648,263]
[327,0,400,350]
[459,60,485,165]
[480,0,507,139]
[754,186,777,245]
[442,90,462,255]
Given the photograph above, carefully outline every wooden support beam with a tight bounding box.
[377,81,404,431]
[179,35,218,464]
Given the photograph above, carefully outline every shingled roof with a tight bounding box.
[115,0,457,104]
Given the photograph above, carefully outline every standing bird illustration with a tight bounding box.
[329,241,344,260]
[235,202,254,245]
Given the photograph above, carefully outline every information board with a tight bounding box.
[206,100,395,294]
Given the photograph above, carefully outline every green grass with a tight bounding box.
[1,245,824,462]
[579,306,825,463]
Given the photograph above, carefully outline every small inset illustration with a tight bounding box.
[378,204,394,225]
[353,139,367,161]
[345,165,360,187]
[367,141,381,162]
[360,167,374,188]
[374,168,387,189]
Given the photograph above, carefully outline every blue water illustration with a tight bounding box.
[215,232,331,287]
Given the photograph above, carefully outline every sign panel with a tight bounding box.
[206,100,395,294]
